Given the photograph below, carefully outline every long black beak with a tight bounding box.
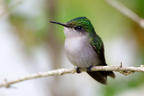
[49,21,69,27]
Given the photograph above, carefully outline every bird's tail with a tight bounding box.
[87,71,115,84]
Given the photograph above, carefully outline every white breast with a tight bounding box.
[64,28,100,67]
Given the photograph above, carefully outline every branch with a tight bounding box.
[1,65,144,88]
[106,0,144,28]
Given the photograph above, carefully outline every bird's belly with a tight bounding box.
[65,38,100,68]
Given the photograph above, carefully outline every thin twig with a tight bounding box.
[106,0,144,28]
[0,65,144,88]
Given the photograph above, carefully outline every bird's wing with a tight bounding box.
[90,35,106,65]
[89,35,115,81]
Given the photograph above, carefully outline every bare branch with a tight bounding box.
[0,65,144,88]
[106,0,144,28]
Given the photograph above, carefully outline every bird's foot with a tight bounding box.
[87,65,93,72]
[76,67,81,73]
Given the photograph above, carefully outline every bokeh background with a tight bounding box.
[0,0,144,96]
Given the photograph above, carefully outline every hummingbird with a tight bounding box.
[50,17,115,84]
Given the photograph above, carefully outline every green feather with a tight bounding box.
[91,35,103,54]
[67,17,95,35]
[67,17,106,64]
[90,35,106,65]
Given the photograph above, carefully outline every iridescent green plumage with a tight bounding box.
[50,17,115,84]
[67,17,105,62]
[66,17,115,84]
[67,17,96,36]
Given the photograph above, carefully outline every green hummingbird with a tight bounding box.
[50,17,115,84]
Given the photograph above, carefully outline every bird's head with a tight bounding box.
[50,17,96,38]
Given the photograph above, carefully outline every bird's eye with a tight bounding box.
[74,26,82,31]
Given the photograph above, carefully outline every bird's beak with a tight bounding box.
[49,21,69,28]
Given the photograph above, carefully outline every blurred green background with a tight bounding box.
[0,0,144,96]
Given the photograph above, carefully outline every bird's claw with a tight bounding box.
[87,65,93,72]
[76,67,81,73]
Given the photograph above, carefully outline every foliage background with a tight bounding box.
[0,0,144,96]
